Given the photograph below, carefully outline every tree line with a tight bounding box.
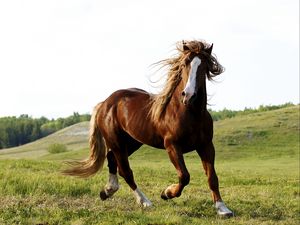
[209,102,295,121]
[0,112,90,149]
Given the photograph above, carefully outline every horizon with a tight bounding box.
[0,0,299,118]
[0,102,297,120]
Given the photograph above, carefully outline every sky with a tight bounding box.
[0,0,299,118]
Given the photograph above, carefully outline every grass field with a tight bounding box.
[0,106,299,224]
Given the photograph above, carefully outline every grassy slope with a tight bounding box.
[213,105,299,160]
[0,106,299,225]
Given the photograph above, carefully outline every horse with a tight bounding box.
[63,40,234,217]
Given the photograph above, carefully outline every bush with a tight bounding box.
[47,143,68,154]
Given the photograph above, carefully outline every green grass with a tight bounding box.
[0,106,299,224]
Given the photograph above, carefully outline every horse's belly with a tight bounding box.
[125,125,165,149]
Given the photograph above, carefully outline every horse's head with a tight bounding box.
[180,41,224,106]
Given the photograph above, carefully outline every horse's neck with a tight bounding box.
[197,79,208,111]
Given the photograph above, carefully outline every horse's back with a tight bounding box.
[97,88,163,149]
[106,88,150,102]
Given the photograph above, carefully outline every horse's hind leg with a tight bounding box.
[113,148,152,207]
[100,151,120,200]
[196,142,233,217]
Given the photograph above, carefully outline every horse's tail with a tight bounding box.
[62,103,107,178]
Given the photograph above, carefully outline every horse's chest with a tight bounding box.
[181,128,205,148]
[171,120,212,151]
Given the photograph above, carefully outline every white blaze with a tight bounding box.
[182,56,201,104]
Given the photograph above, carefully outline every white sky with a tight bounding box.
[0,0,299,118]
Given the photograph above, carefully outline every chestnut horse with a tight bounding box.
[64,40,233,217]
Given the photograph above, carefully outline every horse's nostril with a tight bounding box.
[181,91,185,96]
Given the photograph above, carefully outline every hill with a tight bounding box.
[0,112,91,149]
[213,105,299,160]
[0,122,89,159]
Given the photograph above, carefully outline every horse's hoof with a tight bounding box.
[99,190,109,201]
[161,184,180,200]
[141,200,153,208]
[160,190,169,200]
[218,211,234,218]
[215,201,234,218]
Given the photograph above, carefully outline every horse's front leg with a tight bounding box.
[197,142,234,217]
[161,142,190,199]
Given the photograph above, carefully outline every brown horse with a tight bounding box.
[63,40,233,217]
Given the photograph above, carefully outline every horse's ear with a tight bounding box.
[182,41,189,51]
[207,43,213,55]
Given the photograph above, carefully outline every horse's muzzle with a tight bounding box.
[182,93,197,106]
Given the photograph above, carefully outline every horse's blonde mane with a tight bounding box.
[149,41,206,121]
[149,40,211,122]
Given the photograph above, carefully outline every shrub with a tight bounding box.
[47,143,68,154]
